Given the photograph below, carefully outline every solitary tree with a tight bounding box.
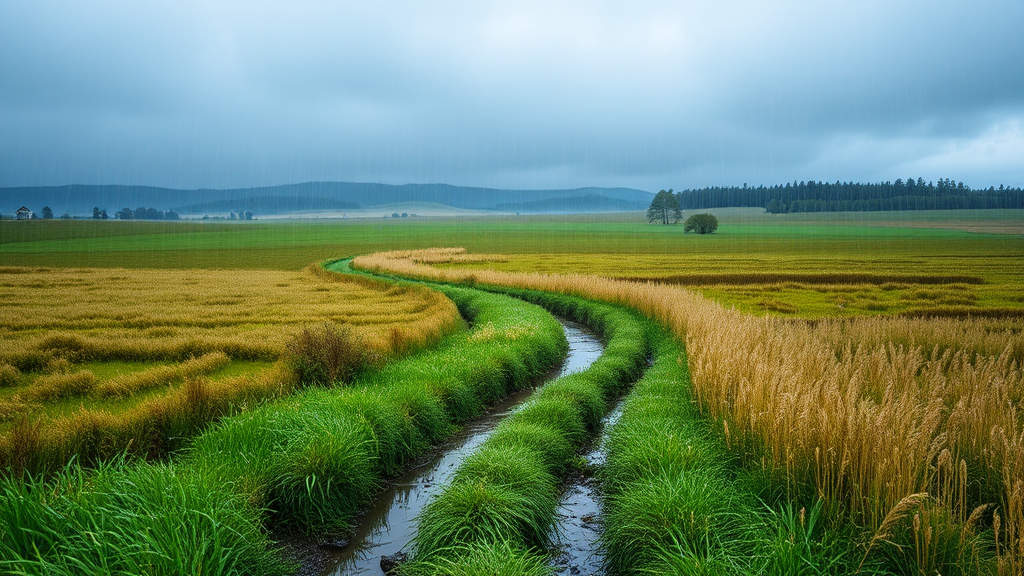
[647,189,682,224]
[683,213,718,234]
[41,206,54,219]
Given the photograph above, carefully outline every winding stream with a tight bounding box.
[315,318,604,576]
[548,400,625,574]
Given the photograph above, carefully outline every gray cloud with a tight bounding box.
[1,0,1022,190]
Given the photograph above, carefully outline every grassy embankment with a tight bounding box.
[0,264,461,476]
[0,279,568,574]
[356,248,1024,575]
[399,289,650,574]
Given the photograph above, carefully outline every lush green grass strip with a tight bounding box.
[0,459,288,576]
[403,291,650,574]
[181,284,567,535]
[600,331,864,575]
[0,284,568,574]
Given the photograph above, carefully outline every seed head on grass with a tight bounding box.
[0,363,21,387]
[286,322,371,387]
[25,370,96,401]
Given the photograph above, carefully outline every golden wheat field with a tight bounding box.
[0,263,461,472]
[433,251,1024,318]
[355,247,1024,573]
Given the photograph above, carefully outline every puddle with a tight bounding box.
[548,400,626,575]
[309,318,604,576]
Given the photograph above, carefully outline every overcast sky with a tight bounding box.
[1,1,1022,191]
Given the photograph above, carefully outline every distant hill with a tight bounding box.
[493,194,648,213]
[1,182,654,217]
[178,196,361,214]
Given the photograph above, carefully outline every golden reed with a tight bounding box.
[355,248,1024,572]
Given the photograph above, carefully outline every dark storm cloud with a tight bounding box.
[1,1,1022,190]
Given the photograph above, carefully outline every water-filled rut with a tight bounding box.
[548,399,625,574]
[317,318,604,576]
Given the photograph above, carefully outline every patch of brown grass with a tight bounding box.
[92,352,230,398]
[25,370,97,401]
[0,262,463,474]
[0,363,298,473]
[0,264,461,366]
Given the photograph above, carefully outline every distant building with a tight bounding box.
[16,206,33,220]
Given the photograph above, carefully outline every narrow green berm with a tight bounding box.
[402,290,651,575]
[601,331,864,575]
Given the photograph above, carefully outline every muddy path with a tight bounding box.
[291,318,604,576]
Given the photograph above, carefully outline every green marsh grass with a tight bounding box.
[407,290,650,569]
[399,540,551,576]
[183,280,567,535]
[0,460,288,576]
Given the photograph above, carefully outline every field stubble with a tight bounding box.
[355,247,1024,574]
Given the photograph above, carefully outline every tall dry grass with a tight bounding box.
[0,263,462,475]
[354,248,1024,572]
[1,363,298,476]
[92,352,231,398]
[0,264,461,367]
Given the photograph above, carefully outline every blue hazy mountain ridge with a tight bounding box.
[0,183,655,216]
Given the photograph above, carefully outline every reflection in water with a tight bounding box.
[320,319,604,576]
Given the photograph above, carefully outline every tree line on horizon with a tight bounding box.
[675,178,1024,213]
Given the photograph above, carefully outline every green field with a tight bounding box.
[9,209,1018,318]
[2,209,1021,271]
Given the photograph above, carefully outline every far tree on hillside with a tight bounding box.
[683,213,718,234]
[647,189,682,224]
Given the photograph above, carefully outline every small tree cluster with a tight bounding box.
[647,189,682,224]
[683,213,718,234]
[286,323,371,387]
[114,207,180,220]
